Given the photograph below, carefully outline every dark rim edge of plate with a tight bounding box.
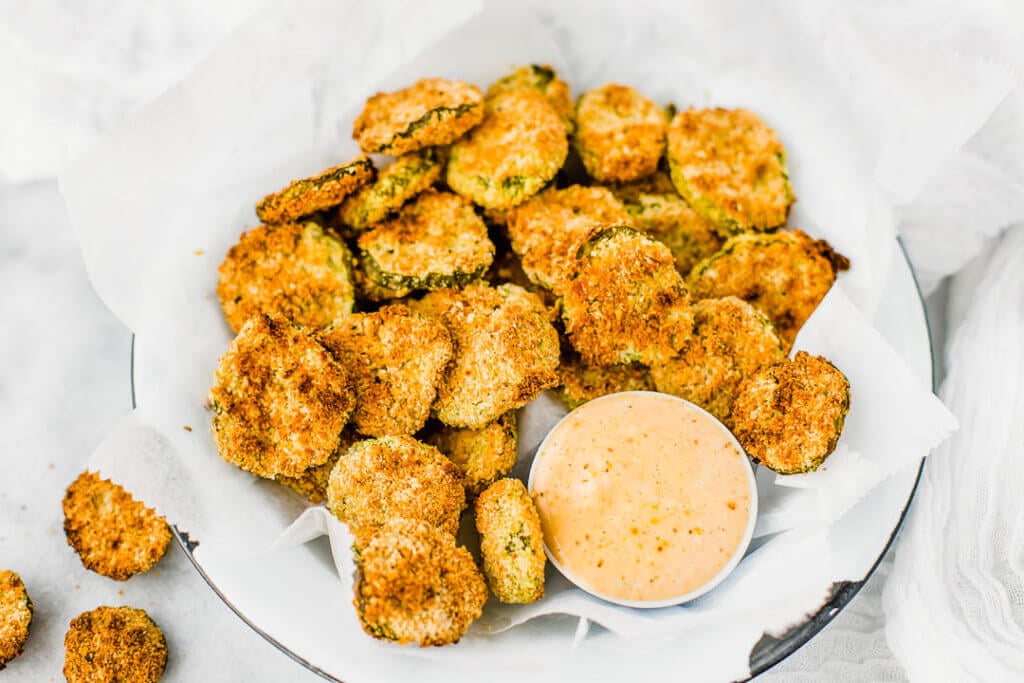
[128,238,933,683]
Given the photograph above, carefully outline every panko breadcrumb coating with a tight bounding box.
[667,108,793,234]
[209,314,354,478]
[358,190,494,291]
[486,64,575,134]
[574,84,666,182]
[319,305,453,436]
[608,171,723,275]
[650,297,786,424]
[355,519,487,646]
[277,428,359,504]
[447,89,568,210]
[256,156,375,225]
[353,78,484,156]
[731,351,851,474]
[63,606,166,683]
[557,355,654,410]
[0,570,32,670]
[337,148,445,230]
[217,221,356,333]
[353,258,413,303]
[424,412,518,497]
[326,436,465,546]
[689,229,848,347]
[409,283,560,428]
[62,472,171,581]
[475,478,546,604]
[559,226,693,366]
[506,185,630,290]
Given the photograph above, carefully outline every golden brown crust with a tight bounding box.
[574,84,666,182]
[650,297,786,423]
[731,351,851,474]
[256,156,375,224]
[318,305,453,436]
[353,257,413,303]
[354,519,486,646]
[447,89,568,210]
[408,283,560,428]
[667,108,793,234]
[353,78,484,156]
[209,314,354,478]
[557,355,654,410]
[506,185,629,290]
[423,412,518,497]
[62,473,171,581]
[486,64,575,134]
[217,221,356,333]
[474,478,546,604]
[559,226,693,366]
[688,230,846,347]
[337,148,445,230]
[63,606,167,683]
[276,428,360,504]
[0,570,32,669]
[326,436,465,547]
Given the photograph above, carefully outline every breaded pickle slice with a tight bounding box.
[667,108,793,234]
[326,436,465,547]
[574,84,666,182]
[409,283,560,429]
[256,155,374,224]
[689,229,848,347]
[209,314,354,478]
[358,190,494,291]
[277,428,359,505]
[557,355,654,410]
[731,352,850,474]
[486,64,575,134]
[650,297,786,424]
[62,472,171,581]
[217,221,356,333]
[355,519,487,646]
[337,148,445,230]
[609,171,723,275]
[559,226,693,366]
[506,185,629,290]
[447,89,568,210]
[474,478,546,604]
[64,606,166,683]
[319,305,453,437]
[0,570,32,670]
[353,257,413,303]
[423,412,518,497]
[353,78,484,156]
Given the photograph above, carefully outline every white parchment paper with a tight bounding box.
[59,0,960,680]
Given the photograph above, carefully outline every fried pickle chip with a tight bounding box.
[559,226,693,366]
[423,412,518,497]
[326,436,465,546]
[0,571,32,670]
[64,606,166,683]
[217,221,356,333]
[355,519,487,646]
[276,428,359,505]
[62,473,171,581]
[608,170,723,275]
[209,314,354,478]
[358,190,494,291]
[447,89,568,210]
[667,108,793,234]
[506,185,630,290]
[731,351,850,474]
[688,229,848,347]
[409,283,560,428]
[474,478,546,604]
[337,148,445,230]
[256,155,374,224]
[486,64,575,134]
[557,355,654,410]
[353,78,484,156]
[319,305,453,436]
[573,84,666,182]
[353,258,413,303]
[650,297,786,423]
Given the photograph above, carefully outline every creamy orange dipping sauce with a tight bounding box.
[530,392,753,603]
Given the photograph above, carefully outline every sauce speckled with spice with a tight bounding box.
[530,392,753,603]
